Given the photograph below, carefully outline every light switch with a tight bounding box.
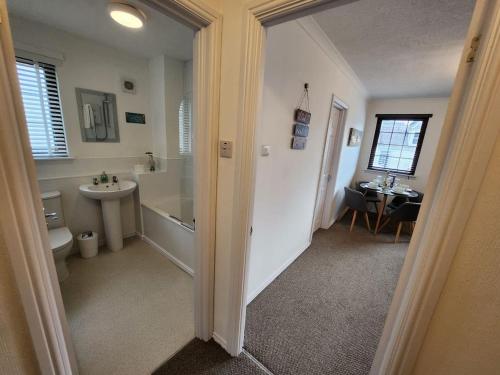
[220,140,233,158]
[261,145,271,156]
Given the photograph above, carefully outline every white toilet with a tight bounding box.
[41,191,73,282]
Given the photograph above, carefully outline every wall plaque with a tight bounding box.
[291,136,307,150]
[293,123,309,137]
[294,108,311,125]
[126,112,146,124]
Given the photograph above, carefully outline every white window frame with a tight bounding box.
[15,55,69,159]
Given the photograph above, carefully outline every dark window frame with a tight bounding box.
[367,114,432,176]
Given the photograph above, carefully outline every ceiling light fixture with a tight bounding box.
[108,2,146,29]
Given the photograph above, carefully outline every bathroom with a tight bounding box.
[6,0,196,373]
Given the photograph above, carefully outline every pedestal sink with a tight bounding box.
[79,180,137,251]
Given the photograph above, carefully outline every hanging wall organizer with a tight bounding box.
[291,83,311,150]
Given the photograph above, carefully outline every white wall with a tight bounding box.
[10,16,152,162]
[412,134,500,375]
[246,19,367,303]
[356,97,449,192]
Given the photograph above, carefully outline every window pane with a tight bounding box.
[390,132,405,146]
[393,120,408,133]
[387,145,402,158]
[378,132,392,144]
[374,144,390,155]
[380,120,394,132]
[404,133,419,146]
[397,158,413,172]
[385,157,400,169]
[407,121,422,133]
[401,146,417,159]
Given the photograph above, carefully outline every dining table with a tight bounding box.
[359,182,419,234]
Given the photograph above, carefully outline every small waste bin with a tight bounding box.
[77,231,98,259]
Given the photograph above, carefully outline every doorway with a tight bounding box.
[7,1,196,372]
[312,97,347,233]
[0,0,220,373]
[239,1,481,373]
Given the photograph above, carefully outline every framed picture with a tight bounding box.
[348,128,363,146]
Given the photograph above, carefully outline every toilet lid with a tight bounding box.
[48,227,73,252]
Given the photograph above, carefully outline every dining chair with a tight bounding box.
[388,190,424,210]
[343,187,372,232]
[409,190,424,203]
[378,202,421,243]
[356,181,380,214]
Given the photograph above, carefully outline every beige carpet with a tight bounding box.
[60,237,194,375]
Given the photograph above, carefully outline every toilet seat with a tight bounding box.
[48,227,73,252]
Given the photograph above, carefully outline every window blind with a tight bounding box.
[179,93,193,155]
[16,56,68,158]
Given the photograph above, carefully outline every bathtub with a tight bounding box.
[141,198,195,276]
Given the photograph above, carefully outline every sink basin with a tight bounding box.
[79,180,136,251]
[79,180,137,201]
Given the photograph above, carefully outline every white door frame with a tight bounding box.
[226,2,500,373]
[311,94,348,236]
[0,0,221,373]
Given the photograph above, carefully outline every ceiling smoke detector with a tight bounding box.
[108,2,146,29]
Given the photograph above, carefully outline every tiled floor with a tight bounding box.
[60,237,194,375]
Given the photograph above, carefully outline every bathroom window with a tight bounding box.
[15,56,68,158]
[179,93,192,155]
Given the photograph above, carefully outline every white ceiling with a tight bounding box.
[6,0,194,60]
[313,0,475,98]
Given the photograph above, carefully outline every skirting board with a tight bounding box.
[246,240,312,304]
[141,234,194,276]
[212,331,228,350]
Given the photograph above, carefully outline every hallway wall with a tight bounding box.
[246,18,367,303]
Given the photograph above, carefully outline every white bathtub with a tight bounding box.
[153,196,194,227]
[141,199,195,276]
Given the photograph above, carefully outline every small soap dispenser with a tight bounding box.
[100,171,109,183]
[145,152,156,172]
